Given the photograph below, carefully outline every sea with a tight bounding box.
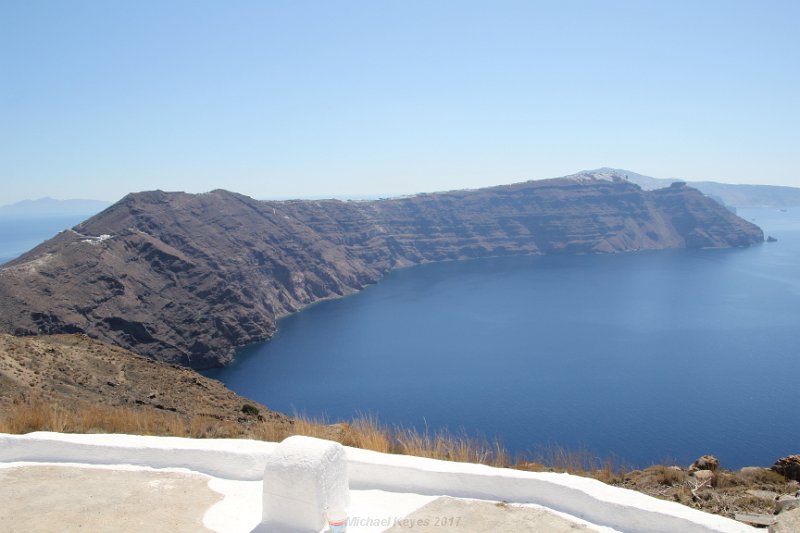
[3,208,798,468]
[0,215,90,265]
[206,207,800,469]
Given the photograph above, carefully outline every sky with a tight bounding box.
[1,0,798,204]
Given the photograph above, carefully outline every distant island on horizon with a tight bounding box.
[4,168,799,211]
[0,197,112,218]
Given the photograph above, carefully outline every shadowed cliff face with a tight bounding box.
[0,176,763,369]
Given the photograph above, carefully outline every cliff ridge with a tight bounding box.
[0,175,763,368]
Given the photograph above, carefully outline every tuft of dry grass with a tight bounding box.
[341,413,393,453]
[1,398,70,434]
[649,465,688,486]
[394,426,509,466]
[0,397,244,438]
[737,467,789,486]
[520,444,629,484]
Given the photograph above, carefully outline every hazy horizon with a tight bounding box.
[0,169,791,210]
[6,165,800,208]
[2,1,799,205]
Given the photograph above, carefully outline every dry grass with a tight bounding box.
[340,413,393,453]
[0,398,598,473]
[394,426,509,466]
[616,464,799,519]
[0,398,240,438]
[517,444,629,484]
[639,465,688,487]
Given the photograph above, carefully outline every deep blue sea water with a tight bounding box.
[207,208,800,468]
[2,208,796,468]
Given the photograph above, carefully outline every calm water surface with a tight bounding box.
[215,208,798,467]
[0,215,89,264]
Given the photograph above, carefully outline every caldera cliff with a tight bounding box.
[0,173,763,369]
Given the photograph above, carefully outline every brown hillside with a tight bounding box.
[0,334,284,428]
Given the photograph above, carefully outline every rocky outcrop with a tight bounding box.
[0,173,763,368]
[776,494,800,513]
[772,455,800,481]
[690,455,721,472]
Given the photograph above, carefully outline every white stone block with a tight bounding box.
[260,436,350,532]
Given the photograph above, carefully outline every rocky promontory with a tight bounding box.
[0,172,763,368]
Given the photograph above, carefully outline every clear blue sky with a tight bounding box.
[1,0,798,204]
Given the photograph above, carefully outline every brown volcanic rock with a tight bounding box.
[0,333,282,424]
[772,455,800,481]
[0,175,763,368]
[690,454,720,472]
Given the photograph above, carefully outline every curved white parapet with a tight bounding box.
[0,431,277,480]
[344,447,754,533]
[0,432,753,533]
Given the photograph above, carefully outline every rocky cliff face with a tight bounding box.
[0,174,763,369]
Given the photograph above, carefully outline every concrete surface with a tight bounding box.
[771,508,800,533]
[0,465,221,533]
[385,496,592,532]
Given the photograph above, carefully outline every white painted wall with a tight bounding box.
[0,432,753,533]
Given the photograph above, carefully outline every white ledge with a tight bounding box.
[0,432,753,533]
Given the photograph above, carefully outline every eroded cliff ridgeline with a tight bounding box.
[0,172,763,369]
